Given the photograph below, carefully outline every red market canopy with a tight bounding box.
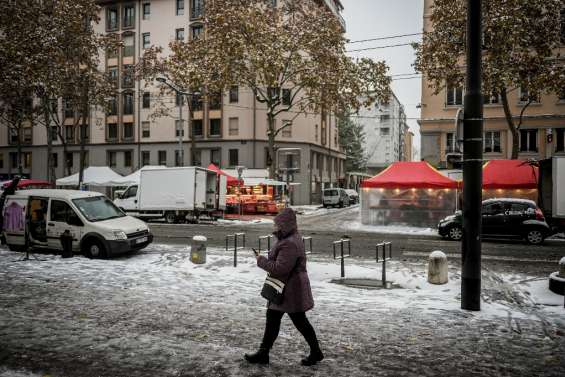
[361,161,460,189]
[482,160,538,189]
[207,164,242,186]
[2,179,52,190]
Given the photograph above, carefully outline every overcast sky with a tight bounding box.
[342,0,424,156]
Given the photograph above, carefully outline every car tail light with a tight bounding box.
[535,208,545,221]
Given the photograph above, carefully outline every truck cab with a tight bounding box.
[2,189,153,258]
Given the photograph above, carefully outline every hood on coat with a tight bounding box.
[274,208,297,239]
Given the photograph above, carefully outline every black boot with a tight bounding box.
[301,348,324,366]
[244,348,269,365]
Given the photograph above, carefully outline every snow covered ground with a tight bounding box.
[0,244,564,376]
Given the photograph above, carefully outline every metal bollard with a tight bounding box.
[60,229,73,258]
[376,242,392,287]
[333,238,351,278]
[226,233,246,267]
[302,236,313,255]
[258,235,273,253]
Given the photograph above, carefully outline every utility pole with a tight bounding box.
[461,0,483,311]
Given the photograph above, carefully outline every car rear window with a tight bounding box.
[324,189,338,196]
[508,203,528,214]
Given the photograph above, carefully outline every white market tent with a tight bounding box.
[56,166,126,187]
[222,168,289,186]
[109,166,165,186]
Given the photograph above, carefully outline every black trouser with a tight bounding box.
[260,309,321,352]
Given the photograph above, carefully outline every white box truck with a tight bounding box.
[114,167,227,223]
[539,156,565,234]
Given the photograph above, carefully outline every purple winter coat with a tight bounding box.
[257,208,314,313]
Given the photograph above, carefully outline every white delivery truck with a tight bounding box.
[1,189,153,258]
[114,167,227,223]
[539,156,565,234]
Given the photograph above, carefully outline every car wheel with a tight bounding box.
[84,239,107,259]
[525,229,545,245]
[165,212,177,224]
[447,225,463,241]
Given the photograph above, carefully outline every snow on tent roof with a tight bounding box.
[482,160,538,189]
[360,161,459,189]
[56,166,125,187]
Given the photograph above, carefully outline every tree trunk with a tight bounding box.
[500,88,519,159]
[267,112,276,179]
[78,84,88,189]
[16,126,23,176]
[189,102,195,166]
[43,97,55,184]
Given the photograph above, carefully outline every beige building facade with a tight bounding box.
[419,0,565,168]
[0,0,347,205]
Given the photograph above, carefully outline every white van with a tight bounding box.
[1,189,153,258]
[322,188,350,208]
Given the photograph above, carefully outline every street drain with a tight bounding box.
[330,278,402,290]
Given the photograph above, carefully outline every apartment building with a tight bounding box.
[357,92,409,175]
[419,0,565,168]
[0,0,346,205]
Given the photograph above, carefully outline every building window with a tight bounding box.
[519,86,540,103]
[65,126,75,143]
[191,25,203,40]
[9,152,17,169]
[107,123,118,140]
[106,6,119,31]
[174,150,183,166]
[380,127,390,136]
[123,4,135,28]
[211,149,221,166]
[210,119,221,136]
[108,67,118,86]
[124,151,132,167]
[108,151,117,168]
[108,96,118,116]
[22,127,32,143]
[64,98,74,118]
[122,65,134,88]
[142,33,150,49]
[555,128,565,152]
[209,92,221,110]
[0,153,3,169]
[281,121,292,138]
[23,152,31,169]
[123,123,134,139]
[446,132,456,153]
[141,151,150,166]
[315,124,318,142]
[8,128,18,145]
[107,44,118,60]
[176,0,184,15]
[520,129,538,152]
[123,92,134,115]
[158,150,167,165]
[229,86,239,103]
[193,119,203,137]
[228,117,239,136]
[229,149,239,167]
[123,34,135,57]
[142,3,150,20]
[484,90,500,105]
[142,121,150,138]
[142,92,151,108]
[484,131,501,153]
[192,93,203,111]
[49,126,58,143]
[282,89,291,106]
[175,28,185,41]
[175,92,184,106]
[175,120,185,137]
[446,84,463,106]
[191,0,204,19]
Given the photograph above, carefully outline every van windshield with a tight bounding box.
[72,196,126,222]
[324,189,338,196]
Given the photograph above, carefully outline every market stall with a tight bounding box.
[482,159,538,201]
[206,164,242,186]
[360,161,460,227]
[221,169,287,214]
[1,179,52,190]
[56,166,125,188]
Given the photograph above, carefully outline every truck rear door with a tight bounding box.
[218,175,227,210]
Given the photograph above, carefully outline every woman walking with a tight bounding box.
[245,208,324,366]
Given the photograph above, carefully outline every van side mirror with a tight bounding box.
[67,214,83,227]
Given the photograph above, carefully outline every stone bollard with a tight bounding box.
[548,257,565,296]
[190,235,207,264]
[560,257,565,278]
[428,250,448,285]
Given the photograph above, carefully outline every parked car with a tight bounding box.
[344,189,360,204]
[438,198,551,245]
[2,189,153,258]
[322,188,350,208]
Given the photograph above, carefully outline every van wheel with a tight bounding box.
[339,201,344,208]
[165,212,177,224]
[84,239,107,259]
[8,244,26,252]
[525,229,545,245]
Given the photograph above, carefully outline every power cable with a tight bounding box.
[347,32,423,44]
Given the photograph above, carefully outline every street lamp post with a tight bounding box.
[156,77,199,166]
[236,165,246,220]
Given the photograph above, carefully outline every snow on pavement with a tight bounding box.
[0,244,564,377]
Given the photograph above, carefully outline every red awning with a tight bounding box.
[206,164,242,186]
[360,161,459,189]
[482,160,538,189]
[2,179,52,189]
